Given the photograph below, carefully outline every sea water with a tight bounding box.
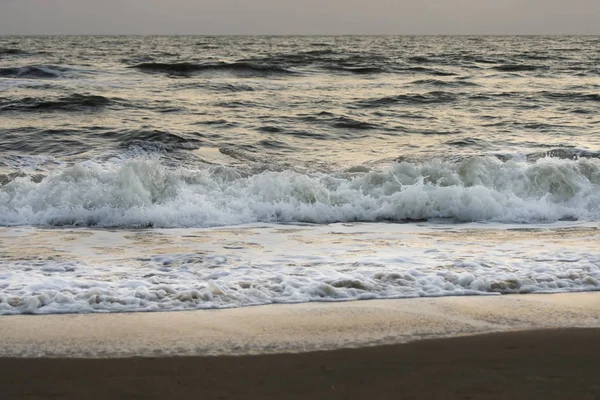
[0,36,599,314]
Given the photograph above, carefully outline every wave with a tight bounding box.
[131,62,295,76]
[0,65,69,79]
[492,64,543,72]
[98,129,202,151]
[356,91,458,108]
[330,116,378,130]
[471,91,600,104]
[203,82,256,92]
[460,55,499,64]
[255,49,340,63]
[0,48,26,56]
[407,56,431,63]
[410,79,478,87]
[242,50,385,69]
[542,91,600,103]
[195,43,219,49]
[0,127,91,155]
[296,113,379,130]
[323,66,385,74]
[0,94,112,112]
[0,156,598,227]
[525,149,600,162]
[445,138,481,147]
[257,125,284,133]
[401,67,456,76]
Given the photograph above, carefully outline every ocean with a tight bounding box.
[0,35,599,314]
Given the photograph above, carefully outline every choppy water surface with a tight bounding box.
[0,36,598,314]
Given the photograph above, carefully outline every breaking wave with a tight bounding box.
[0,156,598,227]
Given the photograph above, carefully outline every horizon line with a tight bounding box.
[1,33,599,37]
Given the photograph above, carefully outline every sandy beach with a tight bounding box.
[1,293,600,399]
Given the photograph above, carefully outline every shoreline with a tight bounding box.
[1,292,599,358]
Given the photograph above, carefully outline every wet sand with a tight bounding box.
[2,328,600,400]
[2,292,600,357]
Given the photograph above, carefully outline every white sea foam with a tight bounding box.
[0,223,598,314]
[0,155,598,227]
[1,155,599,314]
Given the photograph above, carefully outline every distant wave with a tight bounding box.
[295,113,379,130]
[410,79,478,87]
[0,65,69,79]
[0,94,112,112]
[125,56,554,78]
[330,116,378,130]
[460,55,498,64]
[131,62,295,76]
[241,50,379,68]
[257,126,284,133]
[300,49,338,56]
[174,80,257,93]
[1,156,598,227]
[132,51,391,76]
[470,90,600,103]
[407,56,431,63]
[401,67,456,76]
[542,91,600,103]
[195,43,219,49]
[493,64,543,72]
[0,48,26,56]
[355,91,458,108]
[445,138,481,147]
[204,82,256,92]
[323,66,385,74]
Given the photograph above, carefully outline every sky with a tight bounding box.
[1,0,599,35]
